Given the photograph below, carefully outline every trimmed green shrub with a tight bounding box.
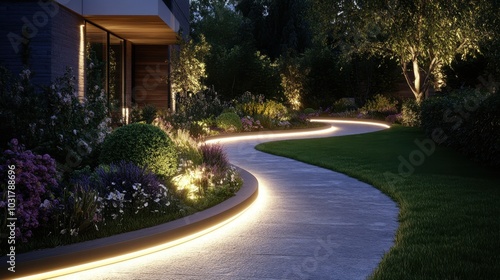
[100,123,178,177]
[360,94,398,119]
[401,99,421,127]
[421,89,498,166]
[216,112,242,132]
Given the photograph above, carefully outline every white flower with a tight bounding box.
[84,117,90,125]
[144,202,148,207]
[73,129,78,135]
[60,229,67,235]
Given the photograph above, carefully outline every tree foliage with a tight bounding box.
[190,0,281,101]
[169,35,211,97]
[311,0,495,103]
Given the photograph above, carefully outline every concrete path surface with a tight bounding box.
[54,120,398,280]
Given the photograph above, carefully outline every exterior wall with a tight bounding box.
[165,0,190,34]
[133,45,170,109]
[0,1,82,89]
[50,6,83,88]
[1,1,53,87]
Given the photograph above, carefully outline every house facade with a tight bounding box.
[0,0,189,121]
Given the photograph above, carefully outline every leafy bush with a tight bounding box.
[233,92,289,129]
[421,89,498,166]
[303,108,317,115]
[289,112,310,126]
[385,113,402,124]
[460,93,500,166]
[360,94,399,119]
[235,93,288,121]
[174,88,225,125]
[100,123,178,177]
[262,100,289,121]
[401,99,421,127]
[0,67,110,170]
[0,139,59,242]
[129,104,159,125]
[332,98,357,113]
[216,112,243,132]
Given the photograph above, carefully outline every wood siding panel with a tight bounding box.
[133,45,170,109]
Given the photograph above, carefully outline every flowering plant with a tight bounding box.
[241,116,263,131]
[0,67,111,171]
[0,139,59,242]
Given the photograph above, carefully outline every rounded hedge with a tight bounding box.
[216,112,242,132]
[100,123,178,177]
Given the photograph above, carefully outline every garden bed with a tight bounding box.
[0,167,258,279]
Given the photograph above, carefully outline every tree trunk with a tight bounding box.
[401,59,424,104]
[412,59,424,103]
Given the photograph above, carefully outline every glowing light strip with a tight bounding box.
[311,119,391,129]
[78,24,85,99]
[205,125,339,144]
[15,196,261,280]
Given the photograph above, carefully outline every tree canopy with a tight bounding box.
[311,0,496,102]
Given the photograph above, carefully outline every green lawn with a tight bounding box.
[256,125,500,280]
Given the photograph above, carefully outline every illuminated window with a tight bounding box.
[85,22,125,121]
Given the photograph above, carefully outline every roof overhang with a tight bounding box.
[57,0,181,44]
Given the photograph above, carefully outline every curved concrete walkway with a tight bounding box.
[54,120,398,280]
